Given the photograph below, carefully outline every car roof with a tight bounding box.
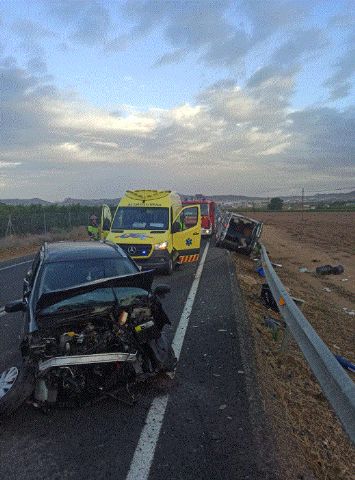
[42,241,127,263]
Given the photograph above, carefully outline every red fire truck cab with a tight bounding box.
[182,199,216,236]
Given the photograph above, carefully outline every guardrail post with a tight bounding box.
[280,327,291,352]
[280,297,305,352]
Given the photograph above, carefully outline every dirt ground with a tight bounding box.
[233,211,355,479]
[0,227,88,262]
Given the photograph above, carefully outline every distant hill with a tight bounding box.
[61,198,120,207]
[1,191,353,206]
[0,198,52,206]
[209,191,355,202]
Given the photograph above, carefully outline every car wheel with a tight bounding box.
[0,353,34,416]
[163,256,174,276]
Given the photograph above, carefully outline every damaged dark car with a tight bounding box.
[0,241,176,415]
[215,212,263,255]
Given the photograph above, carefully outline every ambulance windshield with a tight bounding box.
[111,207,169,231]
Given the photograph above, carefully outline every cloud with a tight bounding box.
[11,19,55,57]
[71,4,111,46]
[0,161,22,168]
[11,19,54,41]
[324,33,355,100]
[241,0,309,42]
[154,48,188,67]
[104,34,130,52]
[287,107,355,169]
[0,58,353,198]
[47,0,111,46]
[271,28,327,66]
[122,0,251,67]
[120,0,319,70]
[27,56,47,73]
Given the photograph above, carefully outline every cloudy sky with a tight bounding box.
[0,0,354,200]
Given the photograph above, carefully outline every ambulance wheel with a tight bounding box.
[163,256,174,276]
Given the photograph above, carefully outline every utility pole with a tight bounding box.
[301,187,304,221]
[43,211,47,235]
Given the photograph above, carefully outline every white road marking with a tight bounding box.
[0,259,32,272]
[126,242,210,480]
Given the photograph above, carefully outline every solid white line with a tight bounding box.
[125,242,210,480]
[0,260,32,272]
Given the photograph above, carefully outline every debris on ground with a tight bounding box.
[323,287,332,293]
[264,316,282,341]
[256,266,265,277]
[342,307,355,316]
[316,264,344,275]
[335,355,355,373]
[299,267,311,273]
[260,283,279,312]
[264,316,281,329]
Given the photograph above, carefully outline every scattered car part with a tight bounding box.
[260,283,279,312]
[316,264,344,275]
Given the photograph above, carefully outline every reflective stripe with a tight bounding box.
[179,254,200,263]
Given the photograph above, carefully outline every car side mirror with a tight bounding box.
[153,285,171,297]
[5,300,27,313]
[172,221,180,234]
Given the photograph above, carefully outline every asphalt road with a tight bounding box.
[0,241,277,480]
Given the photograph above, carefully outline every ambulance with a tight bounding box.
[101,190,201,274]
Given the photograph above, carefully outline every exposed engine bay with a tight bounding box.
[26,299,176,409]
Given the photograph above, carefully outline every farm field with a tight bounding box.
[0,227,88,261]
[234,211,354,479]
[251,211,354,315]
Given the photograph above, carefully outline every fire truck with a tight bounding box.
[182,198,216,236]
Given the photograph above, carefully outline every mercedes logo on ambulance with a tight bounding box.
[127,246,137,255]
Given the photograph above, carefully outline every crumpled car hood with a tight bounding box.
[36,270,155,311]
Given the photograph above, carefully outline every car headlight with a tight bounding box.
[154,241,169,250]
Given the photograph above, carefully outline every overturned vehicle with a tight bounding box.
[215,212,263,255]
[0,242,176,415]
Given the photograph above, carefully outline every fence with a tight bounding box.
[0,207,101,238]
[260,243,355,443]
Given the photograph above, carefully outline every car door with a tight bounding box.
[172,205,201,263]
[100,204,112,239]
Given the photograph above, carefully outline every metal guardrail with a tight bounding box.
[260,243,355,443]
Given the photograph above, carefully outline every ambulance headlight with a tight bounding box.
[154,241,169,250]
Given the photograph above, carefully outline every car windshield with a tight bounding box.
[38,286,148,314]
[37,257,137,298]
[111,207,169,230]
